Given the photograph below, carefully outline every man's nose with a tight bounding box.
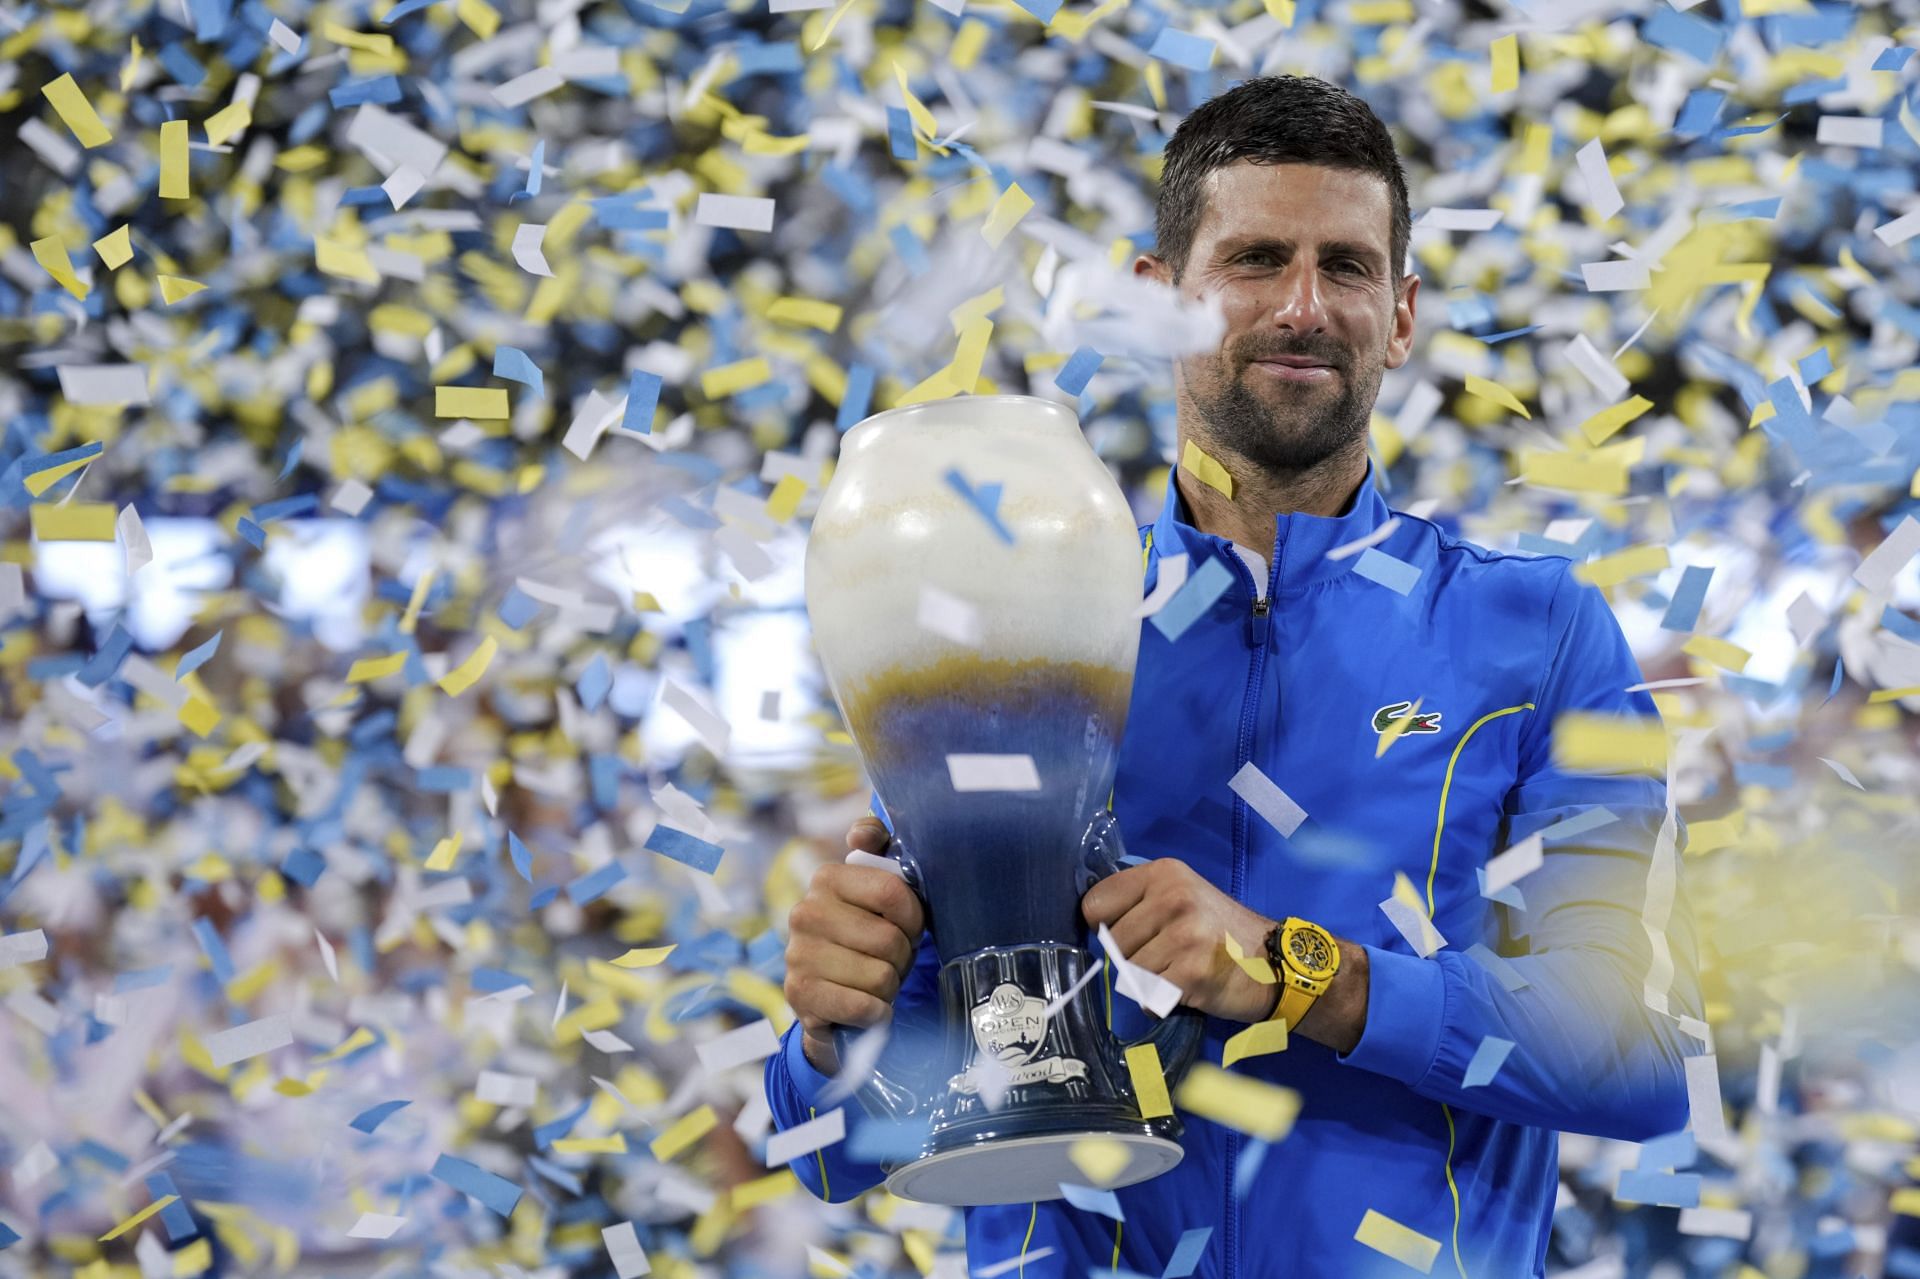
[1267,259,1329,336]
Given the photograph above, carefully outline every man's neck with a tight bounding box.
[1174,438,1369,553]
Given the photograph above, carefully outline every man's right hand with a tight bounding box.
[785,815,926,1076]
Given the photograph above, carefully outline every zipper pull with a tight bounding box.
[1246,597,1270,649]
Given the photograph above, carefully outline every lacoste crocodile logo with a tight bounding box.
[1372,701,1443,736]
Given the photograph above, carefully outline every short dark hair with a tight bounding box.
[1153,75,1411,292]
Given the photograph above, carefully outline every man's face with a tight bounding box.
[1137,161,1418,476]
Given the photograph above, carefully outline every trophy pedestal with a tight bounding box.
[886,1131,1184,1207]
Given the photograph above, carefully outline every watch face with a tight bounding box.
[1283,922,1338,979]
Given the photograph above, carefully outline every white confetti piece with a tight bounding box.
[493,65,566,108]
[56,363,150,406]
[1564,334,1631,402]
[763,1106,846,1167]
[1818,757,1865,789]
[1574,139,1624,221]
[1853,516,1920,595]
[1677,1206,1752,1239]
[1097,922,1182,1018]
[583,1028,633,1053]
[1684,1053,1727,1141]
[1786,592,1828,646]
[661,677,732,756]
[694,194,776,232]
[267,18,300,52]
[916,584,982,644]
[329,478,374,515]
[383,165,427,210]
[561,388,624,461]
[118,505,152,575]
[694,1018,780,1072]
[347,1213,407,1240]
[1416,207,1503,232]
[758,689,780,721]
[1816,115,1883,149]
[946,753,1041,792]
[1581,258,1652,293]
[345,104,447,177]
[476,1070,538,1106]
[1874,207,1920,248]
[315,928,339,983]
[0,563,24,624]
[1481,835,1542,897]
[12,1140,58,1188]
[818,1022,891,1106]
[1133,553,1190,619]
[1326,517,1402,562]
[976,1248,1057,1278]
[1379,895,1447,958]
[1228,761,1308,837]
[0,929,49,970]
[603,1222,652,1278]
[511,222,552,277]
[205,1012,293,1067]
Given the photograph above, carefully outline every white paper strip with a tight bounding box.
[0,929,50,969]
[1874,207,1920,248]
[1133,553,1189,619]
[715,524,776,581]
[1096,923,1182,1018]
[1786,592,1827,646]
[346,105,447,176]
[1853,516,1920,594]
[1581,258,1652,292]
[946,753,1041,792]
[1327,517,1402,562]
[347,1213,407,1240]
[0,563,24,624]
[976,1248,1057,1279]
[1574,139,1624,221]
[315,928,340,983]
[493,66,566,108]
[1482,835,1543,897]
[917,585,982,644]
[511,222,552,277]
[1565,335,1631,402]
[1816,115,1883,148]
[13,1140,58,1187]
[661,678,732,756]
[383,165,427,210]
[205,1012,293,1067]
[1228,761,1308,837]
[476,1070,538,1106]
[56,363,150,406]
[1684,1053,1727,1141]
[694,194,775,232]
[763,1107,846,1167]
[1379,895,1447,958]
[268,18,300,52]
[695,1019,780,1072]
[602,1221,652,1278]
[583,1028,633,1053]
[1677,1206,1752,1239]
[330,478,374,515]
[118,505,153,575]
[1417,207,1503,232]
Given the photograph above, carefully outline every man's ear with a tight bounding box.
[1385,272,1419,371]
[1133,253,1171,286]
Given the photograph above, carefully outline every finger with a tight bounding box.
[788,973,893,1030]
[1101,896,1174,960]
[791,893,915,973]
[818,863,925,939]
[788,938,904,1008]
[846,817,892,854]
[1080,863,1153,928]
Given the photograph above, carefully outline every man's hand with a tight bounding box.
[1080,857,1278,1024]
[783,816,925,1075]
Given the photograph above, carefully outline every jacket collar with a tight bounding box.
[1149,453,1393,597]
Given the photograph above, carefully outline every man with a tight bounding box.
[766,75,1702,1277]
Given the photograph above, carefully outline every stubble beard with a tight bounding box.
[1183,347,1384,477]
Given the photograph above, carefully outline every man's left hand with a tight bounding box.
[1080,857,1277,1024]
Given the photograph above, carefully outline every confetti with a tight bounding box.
[946,753,1042,792]
[1174,1064,1300,1142]
[1354,1208,1441,1274]
[1229,760,1308,837]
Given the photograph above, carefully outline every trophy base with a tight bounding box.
[883,1131,1184,1207]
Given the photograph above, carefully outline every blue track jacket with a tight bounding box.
[766,460,1703,1278]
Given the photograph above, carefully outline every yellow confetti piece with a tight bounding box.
[1579,395,1654,446]
[1892,1187,1920,1216]
[1222,1017,1290,1068]
[317,1027,378,1062]
[551,1135,629,1155]
[31,235,89,300]
[951,17,990,67]
[1462,374,1530,419]
[1180,439,1234,499]
[346,652,408,683]
[159,120,190,199]
[806,0,860,52]
[731,1170,799,1210]
[94,225,134,270]
[1068,1137,1131,1186]
[400,565,436,635]
[1489,34,1519,93]
[100,1195,179,1242]
[982,183,1034,249]
[612,945,677,968]
[891,61,940,141]
[424,833,463,872]
[171,1236,212,1276]
[179,697,222,738]
[766,297,842,331]
[1520,450,1629,496]
[1175,1063,1301,1141]
[765,474,807,523]
[701,356,773,400]
[1222,932,1276,984]
[1354,1208,1441,1274]
[948,317,993,394]
[1681,635,1751,674]
[1348,0,1412,19]
[204,101,251,147]
[1574,543,1670,589]
[1376,696,1424,758]
[1262,0,1295,24]
[456,0,500,37]
[43,73,113,148]
[322,21,394,54]
[1125,1042,1174,1119]
[1684,811,1743,856]
[31,503,117,541]
[316,236,379,283]
[438,636,498,697]
[158,275,207,305]
[1550,712,1668,776]
[1867,686,1920,704]
[25,453,97,497]
[435,386,510,419]
[650,1104,717,1161]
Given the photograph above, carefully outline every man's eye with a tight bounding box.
[1240,252,1277,266]
[1329,259,1362,274]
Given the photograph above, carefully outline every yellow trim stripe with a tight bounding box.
[1425,701,1533,1279]
[808,1104,831,1200]
[1018,1202,1038,1277]
[1112,1219,1124,1267]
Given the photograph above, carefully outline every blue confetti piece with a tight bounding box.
[276,438,303,480]
[188,0,231,39]
[1462,1035,1515,1087]
[380,0,448,21]
[178,630,222,678]
[1148,28,1215,71]
[430,1153,522,1218]
[1873,46,1914,71]
[253,494,317,523]
[1881,605,1920,645]
[192,917,234,983]
[1674,89,1725,137]
[1351,547,1421,596]
[534,1099,590,1148]
[1705,196,1783,222]
[888,224,930,277]
[837,363,876,430]
[1479,324,1543,344]
[350,1099,411,1133]
[1059,1182,1125,1220]
[567,861,627,906]
[1825,656,1844,705]
[1162,1226,1212,1279]
[329,75,403,108]
[1009,0,1062,22]
[1798,346,1834,385]
[623,370,662,435]
[493,346,544,398]
[116,964,172,992]
[942,468,1015,544]
[520,139,544,201]
[77,625,134,688]
[1641,7,1725,64]
[145,1173,198,1243]
[1150,555,1234,644]
[498,586,541,629]
[237,517,265,549]
[415,765,470,793]
[472,967,528,993]
[280,847,325,887]
[1614,1168,1701,1207]
[645,824,724,874]
[1636,1129,1697,1172]
[1054,346,1104,396]
[577,653,612,711]
[507,831,533,883]
[0,1219,17,1250]
[887,106,917,162]
[1231,1137,1268,1199]
[1660,564,1713,631]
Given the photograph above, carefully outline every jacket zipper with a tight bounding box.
[1225,534,1278,1279]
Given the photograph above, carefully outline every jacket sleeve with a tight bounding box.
[1337,567,1704,1142]
[762,791,943,1202]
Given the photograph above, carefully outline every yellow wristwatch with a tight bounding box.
[1264,916,1340,1027]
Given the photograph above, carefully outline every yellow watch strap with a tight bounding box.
[1276,983,1318,1027]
